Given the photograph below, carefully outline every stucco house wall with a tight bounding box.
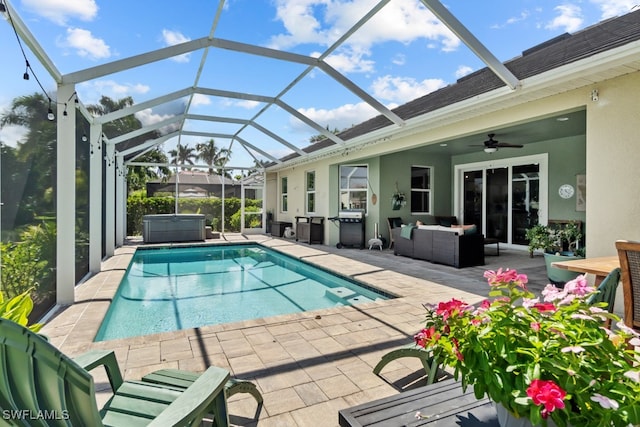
[266,69,640,255]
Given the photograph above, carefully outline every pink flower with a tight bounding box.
[484,268,528,288]
[561,346,585,353]
[530,322,541,332]
[436,299,468,321]
[563,275,594,296]
[590,393,619,409]
[541,284,564,302]
[526,379,567,418]
[532,302,557,313]
[414,327,439,348]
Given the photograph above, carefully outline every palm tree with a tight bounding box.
[168,144,197,169]
[0,92,57,222]
[196,139,231,175]
[127,148,170,193]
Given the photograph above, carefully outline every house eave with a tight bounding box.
[267,39,640,172]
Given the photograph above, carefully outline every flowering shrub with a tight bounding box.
[414,269,640,427]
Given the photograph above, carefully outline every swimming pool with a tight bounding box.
[95,244,391,341]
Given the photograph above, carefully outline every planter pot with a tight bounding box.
[543,252,583,285]
[496,404,561,427]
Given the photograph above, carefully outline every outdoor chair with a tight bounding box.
[373,343,440,385]
[387,217,402,249]
[586,267,621,328]
[586,267,621,312]
[616,240,640,332]
[0,317,230,426]
[141,368,263,406]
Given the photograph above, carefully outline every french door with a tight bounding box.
[455,154,548,247]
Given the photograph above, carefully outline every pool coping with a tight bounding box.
[40,234,489,425]
[94,241,399,342]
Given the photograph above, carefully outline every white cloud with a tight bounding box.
[546,4,584,33]
[371,75,446,103]
[455,65,474,79]
[22,0,98,25]
[323,48,375,73]
[135,109,180,135]
[293,102,378,132]
[491,10,531,29]
[190,94,212,107]
[162,29,191,63]
[60,28,111,60]
[0,125,28,148]
[219,99,261,110]
[78,80,149,104]
[392,54,406,66]
[590,0,637,19]
[269,0,459,73]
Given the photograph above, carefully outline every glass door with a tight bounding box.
[463,170,483,232]
[457,154,546,248]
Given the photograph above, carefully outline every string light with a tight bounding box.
[4,3,83,120]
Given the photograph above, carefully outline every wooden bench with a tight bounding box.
[338,378,498,426]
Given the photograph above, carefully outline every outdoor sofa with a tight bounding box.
[392,222,485,268]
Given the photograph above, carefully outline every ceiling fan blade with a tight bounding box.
[495,143,523,148]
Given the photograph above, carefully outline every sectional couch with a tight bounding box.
[392,224,485,268]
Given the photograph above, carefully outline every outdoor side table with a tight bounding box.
[338,378,498,426]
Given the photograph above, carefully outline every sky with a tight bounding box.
[0,0,638,169]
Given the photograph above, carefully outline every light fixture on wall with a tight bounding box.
[484,147,497,154]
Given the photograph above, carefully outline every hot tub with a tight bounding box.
[142,214,206,243]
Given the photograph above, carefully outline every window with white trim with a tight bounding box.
[339,165,368,213]
[306,170,316,214]
[281,176,288,212]
[411,166,432,214]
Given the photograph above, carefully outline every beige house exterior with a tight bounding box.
[265,14,640,258]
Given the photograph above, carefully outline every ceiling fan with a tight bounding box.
[475,133,523,153]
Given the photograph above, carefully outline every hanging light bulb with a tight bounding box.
[23,60,30,80]
[47,99,55,121]
[63,103,68,116]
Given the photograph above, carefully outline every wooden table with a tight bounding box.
[338,378,498,426]
[551,256,619,286]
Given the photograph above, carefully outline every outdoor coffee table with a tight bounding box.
[338,378,499,426]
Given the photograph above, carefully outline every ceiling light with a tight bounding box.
[484,147,497,154]
[556,117,569,122]
[440,143,448,147]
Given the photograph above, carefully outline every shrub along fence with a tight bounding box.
[127,195,261,235]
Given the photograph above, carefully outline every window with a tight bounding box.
[411,166,432,214]
[339,165,368,213]
[281,176,288,212]
[306,170,316,214]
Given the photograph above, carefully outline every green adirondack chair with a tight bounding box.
[0,318,230,426]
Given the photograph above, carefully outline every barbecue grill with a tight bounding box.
[330,210,365,249]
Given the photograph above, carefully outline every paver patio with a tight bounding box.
[41,234,546,426]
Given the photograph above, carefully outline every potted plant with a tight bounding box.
[391,184,407,211]
[525,222,584,285]
[414,269,640,427]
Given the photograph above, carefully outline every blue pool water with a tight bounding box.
[95,244,391,341]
